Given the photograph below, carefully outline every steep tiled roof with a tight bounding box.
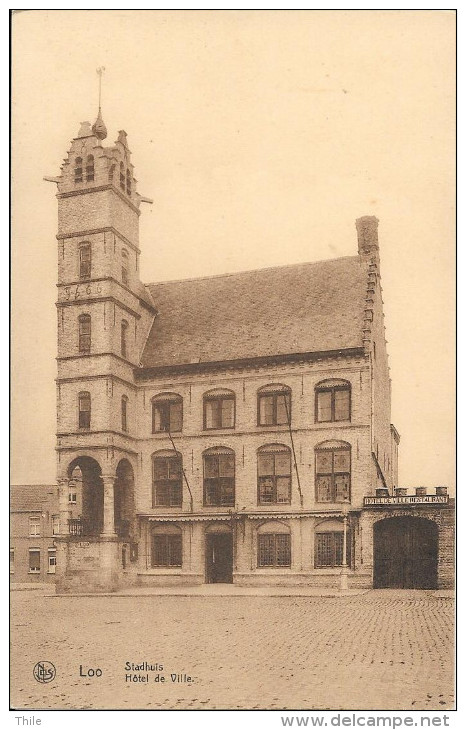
[10,485,57,512]
[141,255,368,368]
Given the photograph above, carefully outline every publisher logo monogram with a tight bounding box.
[33,661,56,683]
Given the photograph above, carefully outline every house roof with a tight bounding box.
[10,485,57,512]
[141,255,368,369]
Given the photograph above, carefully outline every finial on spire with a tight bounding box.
[92,67,107,140]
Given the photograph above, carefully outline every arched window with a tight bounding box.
[78,314,91,354]
[257,521,291,567]
[203,447,235,507]
[126,169,132,196]
[152,450,183,507]
[121,395,128,432]
[315,441,351,503]
[121,319,128,359]
[315,379,351,423]
[108,164,115,183]
[119,162,125,191]
[121,249,129,286]
[152,524,182,567]
[79,243,91,280]
[86,155,94,182]
[257,444,291,505]
[314,519,351,568]
[78,391,91,430]
[257,384,291,426]
[152,393,183,433]
[203,388,235,430]
[74,157,83,183]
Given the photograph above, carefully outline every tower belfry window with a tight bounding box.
[120,162,125,191]
[74,157,83,184]
[78,391,91,430]
[79,243,91,280]
[121,319,128,358]
[78,314,91,353]
[126,170,132,196]
[121,250,129,286]
[86,155,94,182]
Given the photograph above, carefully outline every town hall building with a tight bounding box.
[46,109,454,593]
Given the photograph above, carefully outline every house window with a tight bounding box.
[29,516,40,536]
[78,314,91,354]
[52,515,60,535]
[152,394,183,433]
[121,320,128,358]
[120,162,125,191]
[86,154,94,182]
[121,395,128,432]
[152,533,182,567]
[315,443,351,502]
[257,445,291,504]
[315,531,351,568]
[79,243,91,280]
[126,169,132,196]
[48,549,57,574]
[68,481,77,504]
[10,549,14,574]
[203,448,235,507]
[203,390,235,430]
[258,534,291,567]
[121,250,129,286]
[74,157,83,183]
[258,384,291,426]
[152,452,183,507]
[78,391,91,430]
[28,548,40,573]
[315,380,351,422]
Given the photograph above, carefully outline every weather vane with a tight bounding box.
[97,66,105,110]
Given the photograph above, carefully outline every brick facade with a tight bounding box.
[48,114,453,593]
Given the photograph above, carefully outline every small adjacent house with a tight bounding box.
[45,110,453,593]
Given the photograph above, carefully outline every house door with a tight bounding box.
[206,533,233,583]
[373,517,438,589]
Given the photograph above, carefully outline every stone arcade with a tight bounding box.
[47,110,454,593]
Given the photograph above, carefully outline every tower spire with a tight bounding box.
[92,67,107,140]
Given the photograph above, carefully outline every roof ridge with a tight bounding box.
[146,254,361,288]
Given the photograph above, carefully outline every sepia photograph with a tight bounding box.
[10,9,455,716]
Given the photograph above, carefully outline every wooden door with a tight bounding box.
[373,516,438,589]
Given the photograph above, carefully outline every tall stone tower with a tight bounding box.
[47,110,155,592]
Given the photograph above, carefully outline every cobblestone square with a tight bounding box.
[10,589,454,711]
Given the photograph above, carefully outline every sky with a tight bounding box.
[11,9,455,488]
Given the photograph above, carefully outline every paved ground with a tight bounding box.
[10,589,454,711]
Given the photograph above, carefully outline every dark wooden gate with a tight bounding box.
[373,516,438,589]
[206,533,233,583]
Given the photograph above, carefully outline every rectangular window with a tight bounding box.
[152,534,182,567]
[258,391,291,426]
[52,515,60,535]
[29,549,41,573]
[315,447,351,503]
[152,399,182,433]
[79,244,91,280]
[258,534,291,567]
[258,450,291,504]
[203,453,235,506]
[316,386,350,422]
[153,456,183,507]
[29,516,40,536]
[315,532,351,568]
[78,393,91,430]
[121,397,128,432]
[10,549,14,574]
[204,396,235,429]
[48,549,57,574]
[78,315,91,354]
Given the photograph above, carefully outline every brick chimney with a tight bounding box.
[356,216,379,257]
